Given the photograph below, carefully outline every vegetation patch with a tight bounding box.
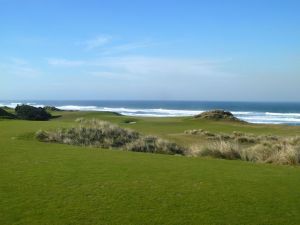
[187,129,300,165]
[184,129,286,144]
[0,108,15,119]
[126,136,184,154]
[123,119,137,124]
[36,118,185,155]
[15,104,52,121]
[44,106,62,111]
[195,110,242,122]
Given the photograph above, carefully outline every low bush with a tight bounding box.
[192,140,300,165]
[186,128,300,165]
[241,143,300,165]
[126,136,185,155]
[36,119,185,155]
[37,119,139,148]
[195,141,241,160]
[15,105,51,121]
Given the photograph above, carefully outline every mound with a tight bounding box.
[0,108,15,119]
[195,110,241,121]
[15,105,52,121]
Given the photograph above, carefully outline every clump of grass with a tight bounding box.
[36,118,185,155]
[193,141,241,160]
[184,129,284,144]
[126,136,185,155]
[37,119,139,148]
[242,143,300,165]
[185,128,300,165]
[192,140,300,165]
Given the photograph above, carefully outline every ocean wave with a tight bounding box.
[1,102,300,125]
[57,106,204,117]
[0,102,45,108]
[266,112,300,117]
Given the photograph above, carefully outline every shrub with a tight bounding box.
[192,139,300,165]
[242,143,300,165]
[196,141,241,160]
[36,119,185,155]
[15,105,51,121]
[37,119,139,148]
[36,130,50,141]
[126,136,185,155]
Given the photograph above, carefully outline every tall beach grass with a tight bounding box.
[36,118,186,155]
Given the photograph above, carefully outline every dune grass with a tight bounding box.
[185,128,300,165]
[1,111,300,225]
[36,118,185,155]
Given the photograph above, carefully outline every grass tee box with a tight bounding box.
[1,110,300,225]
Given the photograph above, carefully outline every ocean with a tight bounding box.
[1,100,300,125]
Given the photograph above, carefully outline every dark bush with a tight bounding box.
[15,105,52,121]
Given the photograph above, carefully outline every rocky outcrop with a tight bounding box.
[194,110,241,121]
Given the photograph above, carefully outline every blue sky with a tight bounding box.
[1,0,300,101]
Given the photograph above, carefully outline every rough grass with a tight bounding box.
[126,135,185,154]
[36,118,185,155]
[190,134,300,165]
[37,119,300,165]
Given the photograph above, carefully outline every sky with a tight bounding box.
[1,0,300,101]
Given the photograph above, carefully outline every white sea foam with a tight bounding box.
[59,106,204,117]
[266,112,300,117]
[1,102,300,125]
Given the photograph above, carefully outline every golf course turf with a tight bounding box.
[1,111,300,225]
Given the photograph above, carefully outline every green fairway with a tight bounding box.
[1,111,300,225]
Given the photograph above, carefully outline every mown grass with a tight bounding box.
[1,111,300,225]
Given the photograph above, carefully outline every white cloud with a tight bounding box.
[89,71,119,77]
[80,34,156,55]
[47,58,86,67]
[47,56,231,80]
[101,41,154,55]
[0,58,41,78]
[83,35,112,50]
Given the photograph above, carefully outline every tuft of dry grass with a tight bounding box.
[36,120,300,165]
[36,118,185,155]
[185,128,300,165]
[126,136,185,155]
[242,143,300,165]
[191,139,300,165]
[191,141,241,160]
[37,119,139,148]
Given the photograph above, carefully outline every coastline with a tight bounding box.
[1,100,300,125]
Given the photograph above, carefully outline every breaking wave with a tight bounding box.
[1,102,300,125]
